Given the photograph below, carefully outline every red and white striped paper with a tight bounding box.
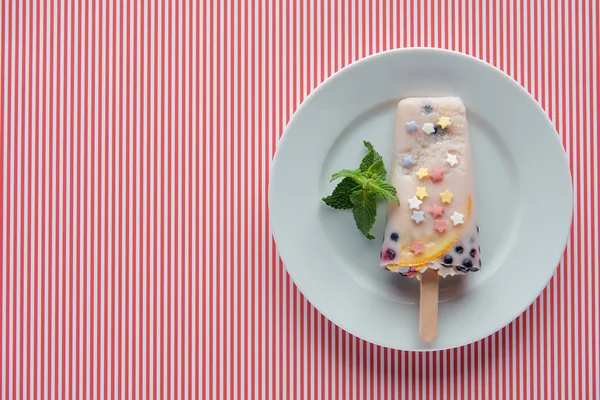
[1,0,598,399]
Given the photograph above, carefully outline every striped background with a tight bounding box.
[0,0,598,399]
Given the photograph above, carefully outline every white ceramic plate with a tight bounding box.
[269,48,572,351]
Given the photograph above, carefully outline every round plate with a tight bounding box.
[269,48,572,351]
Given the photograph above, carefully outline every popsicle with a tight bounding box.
[380,97,481,341]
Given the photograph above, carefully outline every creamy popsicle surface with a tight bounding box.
[380,97,481,278]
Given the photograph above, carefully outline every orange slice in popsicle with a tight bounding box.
[387,197,472,270]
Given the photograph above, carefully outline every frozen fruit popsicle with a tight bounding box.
[380,97,481,341]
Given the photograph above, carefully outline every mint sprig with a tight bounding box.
[322,141,400,239]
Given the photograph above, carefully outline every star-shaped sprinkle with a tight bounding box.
[428,204,445,218]
[410,241,424,254]
[422,122,435,135]
[446,153,458,167]
[433,219,448,233]
[402,156,415,168]
[411,211,425,224]
[437,116,452,129]
[416,167,429,180]
[440,190,453,204]
[408,196,423,210]
[450,211,464,225]
[429,169,445,183]
[415,186,428,200]
[405,121,419,133]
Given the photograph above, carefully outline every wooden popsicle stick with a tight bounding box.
[419,269,439,342]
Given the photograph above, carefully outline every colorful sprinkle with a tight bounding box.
[450,211,465,225]
[411,211,425,224]
[408,196,423,210]
[405,270,420,278]
[440,190,453,204]
[429,169,445,183]
[422,122,435,135]
[437,116,452,129]
[446,153,458,167]
[410,241,424,255]
[402,156,415,168]
[415,186,428,200]
[428,204,445,218]
[416,167,429,180]
[433,219,448,233]
[405,121,419,133]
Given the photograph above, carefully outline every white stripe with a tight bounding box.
[384,0,389,51]
[431,0,436,47]
[591,1,600,398]
[1,4,5,395]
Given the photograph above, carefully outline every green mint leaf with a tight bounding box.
[366,158,386,180]
[350,190,377,240]
[359,141,383,172]
[322,140,398,241]
[330,168,365,184]
[368,179,400,204]
[322,177,360,209]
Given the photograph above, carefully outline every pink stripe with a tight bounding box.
[0,0,5,396]
[50,0,57,396]
[110,0,117,394]
[68,0,75,396]
[19,0,25,395]
[199,0,206,398]
[186,1,192,397]
[151,0,157,397]
[82,0,88,397]
[26,0,34,396]
[593,0,599,397]
[124,0,130,398]
[33,0,40,397]
[174,0,180,396]
[163,0,169,397]
[103,0,109,395]
[131,0,137,395]
[91,1,96,397]
[117,0,124,396]
[61,0,67,396]
[196,0,202,396]
[139,0,146,397]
